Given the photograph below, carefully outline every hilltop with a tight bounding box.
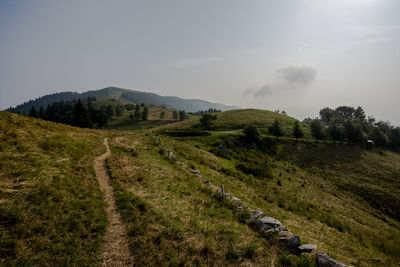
[6,87,239,114]
[159,108,311,136]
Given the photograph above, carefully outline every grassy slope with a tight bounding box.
[0,112,108,266]
[2,110,399,266]
[159,109,311,137]
[106,134,286,266]
[108,105,179,131]
[154,133,400,266]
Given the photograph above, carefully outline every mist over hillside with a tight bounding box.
[6,87,239,114]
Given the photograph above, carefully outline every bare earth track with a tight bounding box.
[94,138,133,266]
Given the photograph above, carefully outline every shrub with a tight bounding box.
[278,254,293,266]
[296,255,312,267]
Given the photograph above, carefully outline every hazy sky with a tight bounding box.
[1,0,399,124]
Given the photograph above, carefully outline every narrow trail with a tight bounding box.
[94,138,133,266]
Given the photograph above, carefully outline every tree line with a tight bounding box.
[199,105,400,149]
[305,106,400,149]
[27,98,152,128]
[27,98,188,128]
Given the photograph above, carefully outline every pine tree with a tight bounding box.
[72,99,92,128]
[268,120,284,138]
[179,110,187,121]
[142,106,149,121]
[160,111,165,119]
[28,107,39,118]
[39,106,45,119]
[293,121,304,140]
[173,110,178,120]
[134,104,141,120]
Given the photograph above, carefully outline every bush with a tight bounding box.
[278,254,293,266]
[296,255,312,267]
[236,163,273,179]
[243,125,261,143]
[242,243,258,259]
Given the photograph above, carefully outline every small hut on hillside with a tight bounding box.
[366,140,374,150]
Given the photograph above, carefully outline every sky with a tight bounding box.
[0,0,399,124]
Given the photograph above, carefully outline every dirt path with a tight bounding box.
[94,138,133,266]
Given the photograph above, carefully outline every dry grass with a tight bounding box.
[0,111,108,265]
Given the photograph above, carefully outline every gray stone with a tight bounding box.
[258,216,282,230]
[298,244,317,254]
[251,210,264,219]
[166,150,177,161]
[287,235,301,249]
[316,251,348,267]
[190,169,200,174]
[278,230,293,238]
[204,180,213,186]
[231,196,241,202]
[237,206,244,212]
[176,161,187,168]
[151,135,160,144]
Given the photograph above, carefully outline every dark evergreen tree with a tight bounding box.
[28,107,39,118]
[243,125,261,143]
[179,110,187,121]
[160,111,165,119]
[293,121,304,140]
[115,105,124,117]
[173,110,178,120]
[130,112,134,120]
[39,106,45,119]
[268,119,284,138]
[105,105,115,117]
[72,99,92,128]
[200,114,217,130]
[310,119,325,140]
[343,120,364,142]
[134,104,141,120]
[142,106,149,121]
[327,120,345,141]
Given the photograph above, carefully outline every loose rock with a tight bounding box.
[190,169,200,174]
[287,235,301,249]
[316,251,348,267]
[166,150,177,161]
[298,244,317,254]
[258,216,282,230]
[251,210,264,220]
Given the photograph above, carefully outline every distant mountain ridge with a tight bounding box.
[6,87,240,114]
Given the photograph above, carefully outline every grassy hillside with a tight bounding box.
[150,132,400,266]
[2,110,399,266]
[108,105,179,130]
[160,109,311,137]
[0,112,108,265]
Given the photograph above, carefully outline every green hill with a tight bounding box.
[160,108,311,137]
[6,87,239,114]
[2,110,399,266]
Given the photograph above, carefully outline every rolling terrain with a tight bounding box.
[1,108,399,266]
[7,87,239,115]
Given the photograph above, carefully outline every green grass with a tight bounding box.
[2,107,400,266]
[158,108,312,138]
[106,134,288,265]
[0,111,108,266]
[148,131,400,266]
